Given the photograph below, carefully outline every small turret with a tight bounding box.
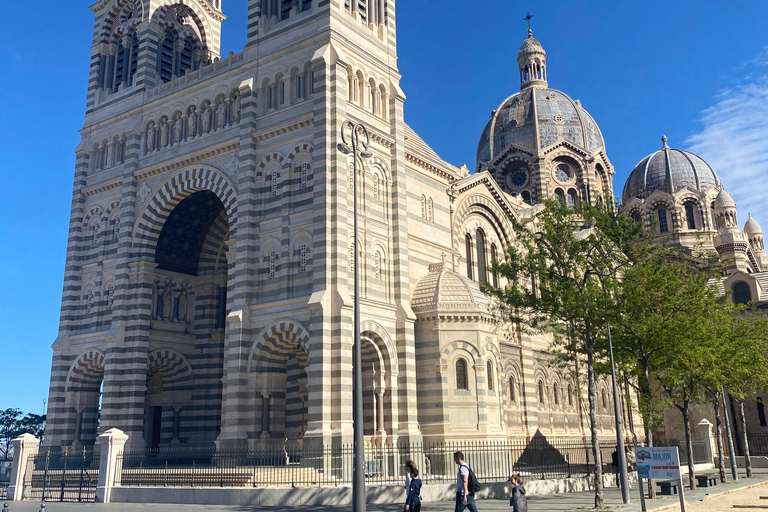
[713,189,750,271]
[517,29,548,90]
[744,213,768,269]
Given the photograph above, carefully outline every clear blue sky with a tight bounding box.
[1,1,766,415]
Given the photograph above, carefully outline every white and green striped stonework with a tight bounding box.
[45,0,642,453]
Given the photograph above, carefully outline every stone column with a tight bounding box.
[95,428,129,504]
[73,407,84,446]
[7,434,39,500]
[260,393,271,439]
[377,390,386,436]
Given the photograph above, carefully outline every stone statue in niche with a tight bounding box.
[177,287,189,322]
[187,107,197,138]
[146,124,155,153]
[173,117,182,144]
[232,93,242,123]
[202,105,212,133]
[161,120,169,148]
[162,282,173,321]
[216,102,227,129]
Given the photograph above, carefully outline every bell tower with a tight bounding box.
[87,0,226,111]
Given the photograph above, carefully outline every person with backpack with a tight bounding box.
[508,474,528,512]
[405,467,423,512]
[453,451,480,512]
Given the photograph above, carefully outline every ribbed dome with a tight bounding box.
[745,213,762,236]
[476,88,606,167]
[714,189,736,209]
[412,266,490,315]
[519,31,546,54]
[622,137,722,203]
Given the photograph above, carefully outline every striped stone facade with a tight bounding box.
[45,0,640,453]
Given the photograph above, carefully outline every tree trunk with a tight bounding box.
[586,333,604,508]
[682,401,696,490]
[739,400,753,478]
[641,364,657,498]
[713,394,726,483]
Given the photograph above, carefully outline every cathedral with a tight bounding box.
[45,0,764,455]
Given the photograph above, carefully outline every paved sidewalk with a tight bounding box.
[3,471,767,512]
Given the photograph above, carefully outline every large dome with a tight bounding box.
[477,88,606,167]
[622,137,722,203]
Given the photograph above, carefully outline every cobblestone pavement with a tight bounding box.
[4,472,768,512]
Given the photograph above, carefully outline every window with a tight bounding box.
[685,203,697,230]
[269,251,277,279]
[601,390,607,410]
[456,359,468,390]
[159,32,175,83]
[271,171,279,196]
[280,0,292,20]
[278,81,286,105]
[301,163,309,189]
[567,384,573,407]
[733,281,752,305]
[538,380,545,404]
[566,189,578,209]
[476,229,488,284]
[521,191,532,205]
[553,382,559,406]
[758,398,767,427]
[465,235,474,280]
[112,216,121,240]
[711,202,718,229]
[509,377,516,402]
[295,74,304,100]
[309,70,315,94]
[486,361,494,391]
[300,244,308,273]
[657,209,669,234]
[491,244,499,288]
[555,188,565,203]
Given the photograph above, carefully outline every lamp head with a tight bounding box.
[337,143,352,155]
[360,150,373,159]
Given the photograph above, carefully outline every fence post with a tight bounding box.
[698,419,715,465]
[7,434,40,500]
[95,428,128,504]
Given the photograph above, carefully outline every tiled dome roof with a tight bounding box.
[412,266,490,315]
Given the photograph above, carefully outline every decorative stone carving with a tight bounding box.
[108,286,115,310]
[138,182,151,205]
[146,124,155,152]
[202,105,212,133]
[161,282,173,321]
[187,107,197,138]
[177,287,189,322]
[87,291,96,314]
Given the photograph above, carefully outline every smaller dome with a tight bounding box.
[745,213,762,236]
[412,265,490,315]
[519,30,546,54]
[622,136,722,203]
[714,189,736,210]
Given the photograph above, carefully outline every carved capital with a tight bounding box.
[128,261,158,284]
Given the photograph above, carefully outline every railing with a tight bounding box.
[0,458,11,499]
[24,447,100,502]
[117,438,621,489]
[747,432,768,456]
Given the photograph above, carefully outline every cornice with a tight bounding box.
[82,177,123,197]
[405,153,456,182]
[135,140,240,181]
[252,116,314,143]
[448,173,518,219]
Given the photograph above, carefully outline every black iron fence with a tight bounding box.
[655,439,711,465]
[23,446,100,502]
[117,438,623,489]
[747,432,768,456]
[0,458,11,500]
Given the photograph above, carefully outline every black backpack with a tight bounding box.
[461,463,482,494]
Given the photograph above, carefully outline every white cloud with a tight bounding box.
[686,48,768,228]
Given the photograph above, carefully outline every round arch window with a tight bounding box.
[555,164,572,183]
[733,281,752,305]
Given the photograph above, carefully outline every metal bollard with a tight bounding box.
[39,504,45,512]
[3,502,8,512]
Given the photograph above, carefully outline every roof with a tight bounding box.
[412,265,491,316]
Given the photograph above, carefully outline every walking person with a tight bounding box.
[508,474,528,512]
[404,459,416,511]
[611,447,620,488]
[454,451,479,512]
[405,467,423,512]
[625,446,637,488]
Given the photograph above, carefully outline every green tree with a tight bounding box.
[486,200,644,509]
[0,408,46,459]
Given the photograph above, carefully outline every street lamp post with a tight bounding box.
[338,120,373,512]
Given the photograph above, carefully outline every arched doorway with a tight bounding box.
[145,189,231,447]
[249,326,311,449]
[360,331,395,446]
[66,351,105,447]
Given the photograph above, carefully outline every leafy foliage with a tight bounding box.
[0,408,46,459]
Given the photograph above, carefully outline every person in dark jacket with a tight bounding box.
[405,467,423,512]
[508,474,528,512]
